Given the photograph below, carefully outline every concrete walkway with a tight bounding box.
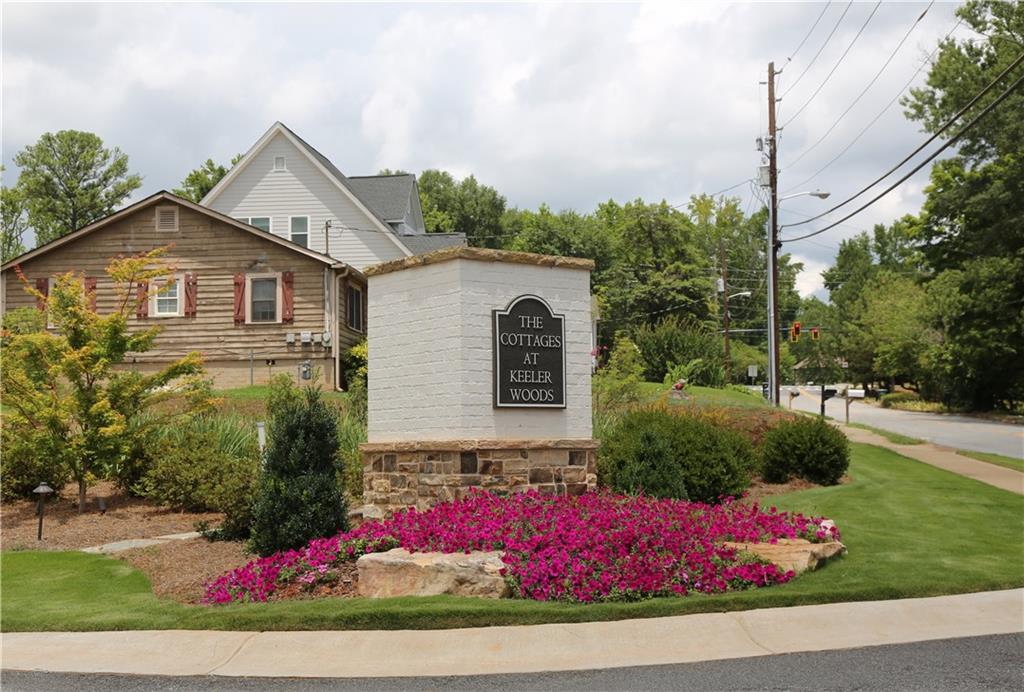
[840,425,1024,495]
[3,589,1022,678]
[80,532,201,555]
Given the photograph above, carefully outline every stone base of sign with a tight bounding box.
[360,439,599,516]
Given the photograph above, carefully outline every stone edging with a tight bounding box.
[360,438,601,452]
[364,246,596,276]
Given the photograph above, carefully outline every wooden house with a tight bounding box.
[1,191,365,389]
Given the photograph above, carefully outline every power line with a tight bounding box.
[783,2,933,171]
[782,49,1024,230]
[781,2,853,99]
[781,2,882,129]
[781,2,833,67]
[782,69,1024,244]
[783,17,965,193]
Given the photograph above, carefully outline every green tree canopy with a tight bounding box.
[13,130,143,245]
[1,169,29,262]
[417,169,507,247]
[173,155,242,202]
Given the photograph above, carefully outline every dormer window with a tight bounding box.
[274,156,286,171]
[155,205,178,232]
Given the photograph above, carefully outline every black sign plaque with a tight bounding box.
[493,295,566,408]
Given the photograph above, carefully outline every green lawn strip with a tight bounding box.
[846,423,924,445]
[956,449,1024,473]
[3,443,1022,632]
[216,386,349,403]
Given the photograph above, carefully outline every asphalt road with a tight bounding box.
[782,386,1024,459]
[3,633,1022,691]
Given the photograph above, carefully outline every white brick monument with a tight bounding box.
[360,247,597,514]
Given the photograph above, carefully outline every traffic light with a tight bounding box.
[792,321,801,338]
[811,327,820,341]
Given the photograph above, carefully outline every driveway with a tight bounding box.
[782,387,1023,459]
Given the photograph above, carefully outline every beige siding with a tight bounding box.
[2,201,366,388]
[206,132,408,270]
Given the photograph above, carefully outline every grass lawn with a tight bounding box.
[847,423,924,445]
[957,449,1024,473]
[213,385,350,417]
[638,382,769,409]
[2,443,1022,632]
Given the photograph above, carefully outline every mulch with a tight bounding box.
[117,538,254,604]
[741,474,852,506]
[1,481,224,551]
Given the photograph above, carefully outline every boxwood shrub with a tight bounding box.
[599,407,755,503]
[760,417,849,485]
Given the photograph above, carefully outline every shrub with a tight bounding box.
[249,387,348,556]
[880,391,921,408]
[600,407,755,503]
[633,315,726,384]
[0,423,72,500]
[341,339,368,390]
[592,334,645,441]
[140,414,260,538]
[337,408,367,499]
[611,430,688,500]
[760,417,850,486]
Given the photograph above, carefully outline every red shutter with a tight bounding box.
[84,277,97,311]
[35,278,49,310]
[184,273,198,318]
[361,284,367,333]
[282,271,294,324]
[136,281,149,320]
[233,273,245,325]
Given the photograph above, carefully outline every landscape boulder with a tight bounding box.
[356,548,510,598]
[723,538,846,574]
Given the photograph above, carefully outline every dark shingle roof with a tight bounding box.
[399,233,468,255]
[347,175,416,222]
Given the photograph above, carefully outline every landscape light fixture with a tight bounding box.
[33,482,54,541]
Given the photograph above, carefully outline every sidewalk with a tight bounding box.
[840,425,1024,495]
[3,589,1022,678]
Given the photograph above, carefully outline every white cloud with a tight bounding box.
[2,0,961,284]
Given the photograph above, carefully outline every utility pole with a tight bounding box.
[719,237,732,382]
[766,61,781,407]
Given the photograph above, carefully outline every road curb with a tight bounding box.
[3,589,1022,678]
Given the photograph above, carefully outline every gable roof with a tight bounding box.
[199,122,412,257]
[347,174,416,223]
[399,233,468,255]
[1,191,363,280]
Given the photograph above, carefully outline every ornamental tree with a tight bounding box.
[0,249,213,511]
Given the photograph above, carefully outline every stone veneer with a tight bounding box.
[361,439,599,516]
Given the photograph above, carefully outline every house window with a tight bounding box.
[250,277,278,323]
[290,216,309,248]
[152,277,182,317]
[236,217,271,232]
[274,156,286,171]
[155,205,178,231]
[347,285,363,332]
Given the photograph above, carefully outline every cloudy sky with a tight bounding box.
[2,1,969,297]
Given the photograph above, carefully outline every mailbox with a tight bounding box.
[847,388,866,399]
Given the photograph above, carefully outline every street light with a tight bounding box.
[765,189,830,407]
[727,291,752,300]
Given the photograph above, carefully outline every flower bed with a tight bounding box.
[205,490,839,605]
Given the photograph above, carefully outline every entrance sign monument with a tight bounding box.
[360,247,597,516]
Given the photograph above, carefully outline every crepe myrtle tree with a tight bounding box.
[0,248,214,512]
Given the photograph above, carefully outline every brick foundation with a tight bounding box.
[360,439,599,515]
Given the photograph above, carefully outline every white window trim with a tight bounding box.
[155,205,179,232]
[347,284,364,333]
[149,274,184,318]
[273,155,287,172]
[289,215,310,247]
[245,272,283,325]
